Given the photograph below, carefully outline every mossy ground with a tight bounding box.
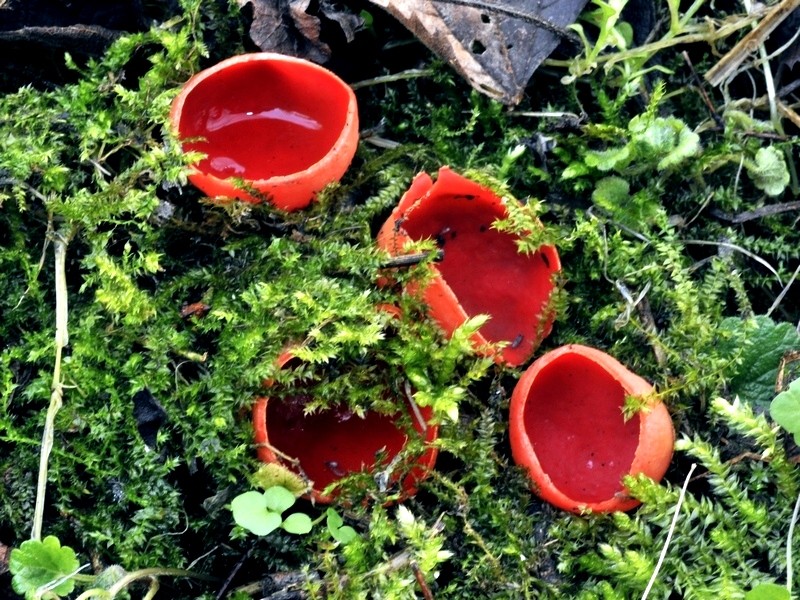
[1,1,800,598]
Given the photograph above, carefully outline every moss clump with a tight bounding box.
[2,0,799,598]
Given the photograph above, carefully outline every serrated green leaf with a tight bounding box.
[281,512,313,535]
[9,535,80,598]
[263,486,296,513]
[747,146,790,196]
[656,121,700,169]
[584,145,631,171]
[770,379,800,444]
[592,176,630,211]
[231,491,282,536]
[745,583,790,600]
[719,315,800,408]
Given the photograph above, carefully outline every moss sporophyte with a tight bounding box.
[3,0,800,597]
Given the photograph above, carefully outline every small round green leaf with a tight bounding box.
[770,379,800,444]
[331,524,358,545]
[281,512,313,535]
[326,507,344,530]
[745,583,790,600]
[263,485,297,513]
[231,491,282,536]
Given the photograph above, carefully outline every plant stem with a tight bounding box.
[106,568,219,597]
[786,490,800,593]
[31,231,69,541]
[641,463,697,600]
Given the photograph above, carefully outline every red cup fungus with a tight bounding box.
[377,167,561,366]
[509,344,674,513]
[253,351,438,504]
[170,52,359,211]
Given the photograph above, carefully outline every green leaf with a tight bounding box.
[326,507,358,544]
[719,315,800,408]
[263,485,297,513]
[592,176,630,211]
[747,146,790,196]
[770,379,800,444]
[326,507,344,529]
[656,120,700,169]
[584,145,631,171]
[745,583,790,600]
[281,512,313,535]
[230,491,282,536]
[9,535,80,598]
[332,524,358,545]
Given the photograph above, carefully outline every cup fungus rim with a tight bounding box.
[169,52,359,210]
[509,343,674,513]
[253,349,439,504]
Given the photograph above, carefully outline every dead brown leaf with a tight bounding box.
[368,0,589,105]
[237,0,363,63]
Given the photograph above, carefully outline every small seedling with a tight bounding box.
[230,486,313,536]
[326,507,358,545]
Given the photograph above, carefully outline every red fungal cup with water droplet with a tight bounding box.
[253,352,438,504]
[509,344,674,513]
[170,53,359,211]
[377,167,561,366]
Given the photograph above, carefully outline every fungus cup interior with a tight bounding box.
[382,169,560,366]
[254,358,437,502]
[521,353,640,503]
[171,54,357,209]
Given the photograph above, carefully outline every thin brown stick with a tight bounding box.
[682,51,724,129]
[411,561,435,600]
[382,250,444,268]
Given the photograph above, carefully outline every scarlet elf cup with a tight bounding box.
[509,344,674,513]
[170,52,359,211]
[377,167,561,366]
[253,352,439,504]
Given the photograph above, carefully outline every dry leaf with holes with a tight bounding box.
[368,0,588,104]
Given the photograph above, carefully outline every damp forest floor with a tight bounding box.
[2,1,800,599]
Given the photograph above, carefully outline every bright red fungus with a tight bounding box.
[509,344,674,513]
[377,167,561,366]
[253,353,438,504]
[170,53,359,211]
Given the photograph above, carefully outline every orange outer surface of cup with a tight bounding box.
[170,52,359,211]
[509,344,674,513]
[377,167,561,366]
[253,351,439,504]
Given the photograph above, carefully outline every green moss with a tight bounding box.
[2,0,800,597]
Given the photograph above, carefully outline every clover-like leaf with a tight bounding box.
[9,535,80,598]
[326,507,358,545]
[770,379,800,444]
[263,485,297,513]
[281,512,313,535]
[231,491,282,536]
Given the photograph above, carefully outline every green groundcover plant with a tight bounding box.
[2,0,800,598]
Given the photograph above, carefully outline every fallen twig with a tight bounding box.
[704,0,800,86]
